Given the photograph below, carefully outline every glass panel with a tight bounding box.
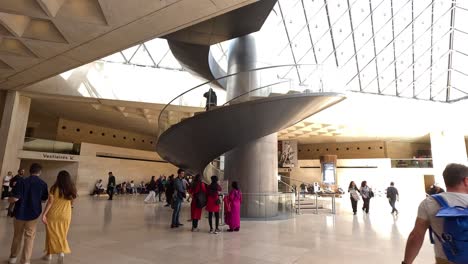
[451,70,468,95]
[454,5,468,31]
[453,31,468,55]
[121,45,139,62]
[158,51,182,69]
[129,45,155,66]
[144,38,171,63]
[458,0,468,10]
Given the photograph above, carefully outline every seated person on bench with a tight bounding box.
[93,179,105,195]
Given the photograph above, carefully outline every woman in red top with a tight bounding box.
[189,174,206,232]
[206,175,222,234]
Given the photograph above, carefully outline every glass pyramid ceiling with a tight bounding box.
[274,0,468,102]
[100,0,468,103]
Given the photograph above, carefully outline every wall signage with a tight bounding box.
[42,153,76,161]
[18,150,79,162]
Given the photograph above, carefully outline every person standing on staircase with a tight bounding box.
[203,88,217,111]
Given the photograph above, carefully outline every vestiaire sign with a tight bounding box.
[18,150,79,162]
[42,153,76,161]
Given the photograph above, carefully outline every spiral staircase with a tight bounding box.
[156,0,346,175]
[156,71,345,174]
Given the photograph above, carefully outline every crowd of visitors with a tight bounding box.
[87,167,243,234]
[92,173,179,203]
[3,162,467,263]
[347,180,400,215]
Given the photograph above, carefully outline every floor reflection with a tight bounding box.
[0,195,434,264]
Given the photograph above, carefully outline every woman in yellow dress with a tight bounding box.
[41,170,77,263]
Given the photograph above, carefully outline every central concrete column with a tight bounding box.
[0,91,31,177]
[224,34,279,218]
[430,130,468,188]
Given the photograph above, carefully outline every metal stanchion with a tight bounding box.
[296,190,301,215]
[219,193,225,226]
[315,194,318,214]
[332,194,336,214]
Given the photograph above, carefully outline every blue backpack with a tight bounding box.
[429,194,468,264]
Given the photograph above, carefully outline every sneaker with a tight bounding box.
[209,229,214,234]
[42,254,52,261]
[234,228,240,232]
[213,230,218,234]
[215,228,221,233]
[8,257,17,264]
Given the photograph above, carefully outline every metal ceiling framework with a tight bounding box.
[98,0,468,103]
[99,38,185,72]
[276,0,468,102]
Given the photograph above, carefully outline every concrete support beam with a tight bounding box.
[430,130,468,188]
[224,34,278,218]
[0,91,31,177]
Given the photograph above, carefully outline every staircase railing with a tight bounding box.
[156,64,344,138]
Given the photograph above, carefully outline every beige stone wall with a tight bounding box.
[56,118,156,151]
[27,110,59,140]
[298,141,386,159]
[0,91,5,124]
[298,141,432,160]
[19,159,79,188]
[385,141,431,159]
[76,143,178,195]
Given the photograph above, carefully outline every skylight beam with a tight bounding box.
[446,0,457,101]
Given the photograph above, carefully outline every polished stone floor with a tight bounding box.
[1,195,434,264]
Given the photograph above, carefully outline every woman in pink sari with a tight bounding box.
[227,181,242,232]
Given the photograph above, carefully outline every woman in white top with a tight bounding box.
[2,171,13,200]
[348,181,360,215]
[359,181,372,214]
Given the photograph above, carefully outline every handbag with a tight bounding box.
[351,191,360,201]
[195,188,207,208]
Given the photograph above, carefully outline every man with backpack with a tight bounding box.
[403,163,468,264]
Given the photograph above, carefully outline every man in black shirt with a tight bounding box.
[8,163,48,264]
[107,172,116,200]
